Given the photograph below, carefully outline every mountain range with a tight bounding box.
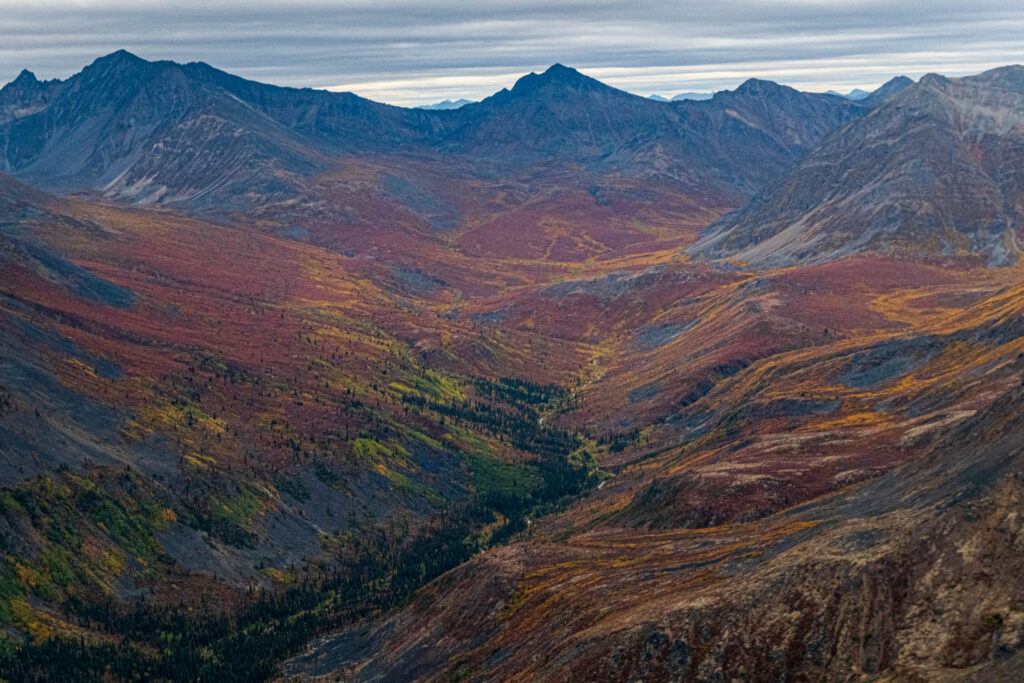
[0,55,866,211]
[2,52,1024,682]
[650,92,715,102]
[417,98,475,110]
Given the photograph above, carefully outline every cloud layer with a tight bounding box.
[1,1,1022,105]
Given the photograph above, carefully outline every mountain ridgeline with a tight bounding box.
[0,53,868,213]
[691,67,1024,267]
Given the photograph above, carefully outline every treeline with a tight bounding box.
[469,376,567,409]
[3,500,497,682]
[401,391,581,459]
[0,387,595,682]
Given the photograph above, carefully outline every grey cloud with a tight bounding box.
[0,1,1022,104]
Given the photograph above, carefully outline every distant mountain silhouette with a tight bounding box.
[671,91,713,101]
[0,53,869,212]
[417,98,474,110]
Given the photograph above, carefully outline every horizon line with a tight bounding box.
[7,48,1014,109]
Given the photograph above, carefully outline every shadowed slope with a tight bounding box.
[0,54,866,234]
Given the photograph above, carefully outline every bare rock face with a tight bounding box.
[0,69,61,125]
[691,66,1024,267]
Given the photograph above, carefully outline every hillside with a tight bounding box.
[691,66,1024,267]
[0,170,606,679]
[288,256,1024,681]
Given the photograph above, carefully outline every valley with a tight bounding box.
[0,52,1023,681]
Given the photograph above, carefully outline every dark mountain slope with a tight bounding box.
[178,58,450,149]
[0,51,332,209]
[0,51,466,210]
[444,66,866,194]
[691,65,1024,267]
[0,54,868,220]
[675,78,867,191]
[0,69,61,125]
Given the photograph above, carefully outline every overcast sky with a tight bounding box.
[1,1,1022,106]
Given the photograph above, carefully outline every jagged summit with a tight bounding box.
[2,69,60,93]
[11,69,38,86]
[0,66,62,127]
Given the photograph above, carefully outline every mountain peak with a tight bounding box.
[860,75,914,107]
[107,48,144,62]
[918,72,950,88]
[85,49,149,74]
[883,75,914,88]
[12,69,38,86]
[543,63,577,77]
[733,78,788,96]
[510,63,609,95]
[74,49,157,88]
